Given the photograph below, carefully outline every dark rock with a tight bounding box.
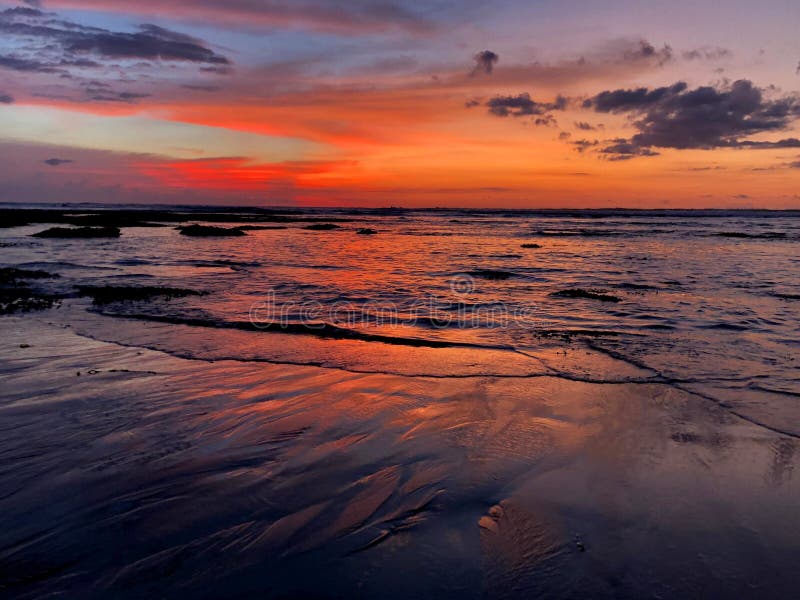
[303,223,341,231]
[177,224,247,237]
[534,329,622,341]
[0,267,56,286]
[0,273,60,314]
[551,288,621,302]
[32,226,120,238]
[715,231,786,239]
[0,268,61,314]
[467,269,515,280]
[0,288,60,314]
[521,243,542,248]
[615,282,659,290]
[356,228,378,235]
[76,285,206,304]
[0,215,31,228]
[234,225,288,231]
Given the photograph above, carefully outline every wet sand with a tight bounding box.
[1,315,798,598]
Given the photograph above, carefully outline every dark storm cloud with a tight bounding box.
[62,25,230,64]
[0,54,59,73]
[471,50,499,76]
[583,80,800,157]
[575,121,599,131]
[44,158,73,166]
[0,7,230,74]
[584,82,688,112]
[487,93,542,116]
[485,93,568,117]
[0,52,103,72]
[0,93,13,103]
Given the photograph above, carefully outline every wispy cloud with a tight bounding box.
[0,6,230,78]
[484,93,567,117]
[29,0,443,34]
[43,157,73,166]
[682,46,732,61]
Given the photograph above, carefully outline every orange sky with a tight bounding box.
[0,1,798,207]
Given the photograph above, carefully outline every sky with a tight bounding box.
[0,0,799,208]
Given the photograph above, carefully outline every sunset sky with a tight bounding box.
[0,0,799,207]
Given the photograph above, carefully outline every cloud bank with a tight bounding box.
[583,79,800,157]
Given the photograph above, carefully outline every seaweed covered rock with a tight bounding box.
[76,285,206,304]
[303,223,341,231]
[177,224,247,237]
[715,231,786,239]
[235,225,288,231]
[32,226,120,239]
[467,269,515,280]
[0,267,56,286]
[551,288,621,302]
[0,215,32,228]
[0,268,60,314]
[0,289,60,314]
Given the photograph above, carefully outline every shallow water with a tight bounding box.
[2,208,799,433]
[1,208,799,597]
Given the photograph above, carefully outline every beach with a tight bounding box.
[1,207,799,597]
[2,315,798,598]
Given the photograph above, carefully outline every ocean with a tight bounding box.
[1,206,799,597]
